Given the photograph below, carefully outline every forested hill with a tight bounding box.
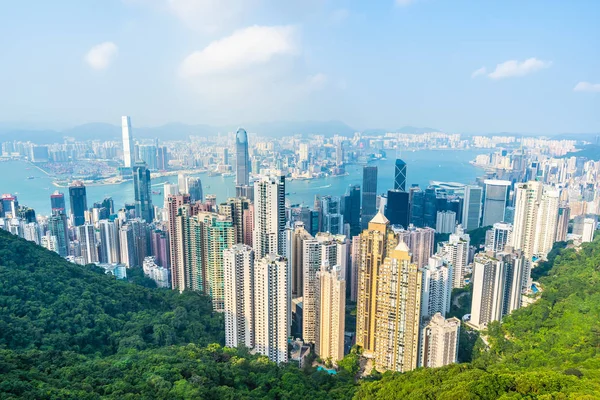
[1,231,600,398]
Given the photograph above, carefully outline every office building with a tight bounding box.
[461,185,482,231]
[374,242,422,372]
[156,146,169,170]
[316,265,346,362]
[356,212,398,355]
[420,255,452,319]
[235,128,251,198]
[47,213,69,257]
[435,210,456,234]
[409,186,425,227]
[253,175,286,259]
[254,254,290,364]
[437,225,470,288]
[133,162,154,222]
[385,189,409,228]
[423,187,438,228]
[50,191,66,215]
[223,244,255,349]
[321,196,344,235]
[420,313,460,368]
[121,116,135,168]
[482,180,511,227]
[69,181,87,227]
[361,166,378,229]
[342,184,361,237]
[394,158,407,191]
[23,222,40,245]
[187,177,203,202]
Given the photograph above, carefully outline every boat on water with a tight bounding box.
[151,190,162,195]
[27,176,35,179]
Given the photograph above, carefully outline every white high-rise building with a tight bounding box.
[420,255,453,319]
[582,218,596,243]
[223,244,255,349]
[436,210,456,234]
[533,187,560,256]
[23,222,40,245]
[254,254,290,364]
[316,264,346,362]
[41,232,59,253]
[485,222,513,253]
[77,224,98,264]
[420,313,460,368]
[496,249,525,314]
[302,232,348,344]
[121,116,135,168]
[469,254,506,330]
[163,183,179,203]
[99,219,120,264]
[177,173,188,195]
[394,225,435,268]
[437,225,470,289]
[253,175,286,259]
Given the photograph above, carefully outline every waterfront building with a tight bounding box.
[69,181,87,227]
[385,189,409,228]
[121,116,135,168]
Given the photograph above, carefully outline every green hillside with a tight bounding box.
[0,230,599,399]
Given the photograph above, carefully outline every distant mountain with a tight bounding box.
[0,120,357,142]
[395,126,441,134]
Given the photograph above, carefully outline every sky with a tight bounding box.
[0,0,599,134]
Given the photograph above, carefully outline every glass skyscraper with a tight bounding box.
[394,158,407,191]
[361,166,378,229]
[235,128,250,198]
[133,162,154,222]
[69,181,87,227]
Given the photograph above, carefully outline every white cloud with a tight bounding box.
[85,42,118,70]
[573,81,600,93]
[180,25,298,77]
[395,0,415,6]
[487,57,551,80]
[471,67,487,78]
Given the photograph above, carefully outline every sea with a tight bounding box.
[0,149,487,216]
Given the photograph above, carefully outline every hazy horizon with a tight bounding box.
[1,1,599,134]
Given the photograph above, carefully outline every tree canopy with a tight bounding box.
[1,230,599,398]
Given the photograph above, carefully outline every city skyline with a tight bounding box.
[0,1,599,134]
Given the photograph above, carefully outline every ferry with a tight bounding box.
[27,176,35,180]
[151,190,162,195]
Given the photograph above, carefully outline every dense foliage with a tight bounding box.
[1,230,600,398]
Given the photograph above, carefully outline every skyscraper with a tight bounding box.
[435,210,456,234]
[187,177,204,202]
[385,189,409,228]
[235,128,251,198]
[321,196,344,235]
[556,205,570,242]
[395,225,435,268]
[394,158,407,191]
[409,186,425,227]
[316,264,346,362]
[356,212,398,355]
[121,116,135,168]
[133,162,154,222]
[485,222,512,253]
[374,242,422,372]
[69,181,87,227]
[342,184,361,237]
[223,244,255,349]
[218,197,253,246]
[253,175,286,259]
[138,144,157,170]
[361,166,378,229]
[47,213,69,257]
[254,254,290,364]
[50,191,66,216]
[481,180,511,227]
[461,185,482,231]
[166,194,191,290]
[290,224,313,297]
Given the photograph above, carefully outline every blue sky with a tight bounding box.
[0,0,598,133]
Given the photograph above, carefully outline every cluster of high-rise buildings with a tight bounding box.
[2,118,599,372]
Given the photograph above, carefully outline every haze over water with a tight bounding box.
[1,149,487,215]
